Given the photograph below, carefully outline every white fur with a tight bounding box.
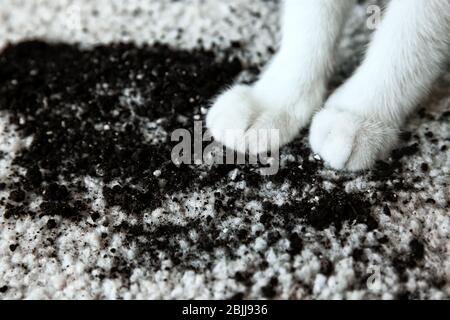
[208,0,450,171]
[311,0,450,170]
[207,0,355,154]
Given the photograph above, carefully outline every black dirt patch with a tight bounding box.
[0,40,424,282]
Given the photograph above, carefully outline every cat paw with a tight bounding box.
[309,108,399,171]
[206,85,307,154]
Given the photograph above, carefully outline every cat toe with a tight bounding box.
[245,110,302,155]
[207,85,308,155]
[206,85,258,153]
[309,108,399,171]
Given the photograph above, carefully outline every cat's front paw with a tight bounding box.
[309,108,399,171]
[206,85,306,154]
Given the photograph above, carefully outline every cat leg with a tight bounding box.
[207,0,356,154]
[310,0,450,171]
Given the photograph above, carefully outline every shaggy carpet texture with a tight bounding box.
[0,0,449,299]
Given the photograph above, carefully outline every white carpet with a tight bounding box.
[0,0,449,299]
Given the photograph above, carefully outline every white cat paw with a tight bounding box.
[309,108,399,171]
[206,85,307,154]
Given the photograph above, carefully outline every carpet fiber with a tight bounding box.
[0,0,449,299]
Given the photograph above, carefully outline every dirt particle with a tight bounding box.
[409,239,425,261]
[229,292,244,300]
[47,219,57,229]
[261,277,278,298]
[352,248,365,262]
[25,165,42,187]
[320,258,334,276]
[288,232,303,255]
[9,189,26,202]
[235,271,253,287]
[382,205,391,216]
[90,211,100,221]
[420,163,429,173]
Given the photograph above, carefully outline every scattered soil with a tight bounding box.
[0,41,431,284]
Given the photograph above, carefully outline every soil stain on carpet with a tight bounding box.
[0,41,428,285]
